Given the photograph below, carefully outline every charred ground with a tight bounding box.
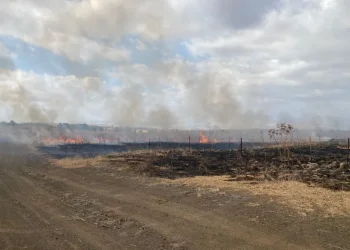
[41,142,350,190]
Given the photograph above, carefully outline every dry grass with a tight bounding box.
[51,156,104,169]
[161,176,350,217]
[263,141,322,149]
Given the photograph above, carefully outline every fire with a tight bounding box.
[199,131,209,143]
[42,135,84,145]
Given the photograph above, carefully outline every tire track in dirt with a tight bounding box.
[0,173,65,250]
[5,170,175,250]
[33,171,313,250]
[1,170,131,250]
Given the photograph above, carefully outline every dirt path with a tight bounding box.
[0,157,349,249]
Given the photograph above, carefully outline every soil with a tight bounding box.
[0,145,350,249]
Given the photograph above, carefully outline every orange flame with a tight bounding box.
[199,131,209,143]
[42,135,84,145]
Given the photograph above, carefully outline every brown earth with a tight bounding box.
[0,145,350,249]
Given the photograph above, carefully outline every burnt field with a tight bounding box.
[38,142,350,191]
[37,141,264,158]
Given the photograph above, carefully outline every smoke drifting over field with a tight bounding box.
[0,63,269,129]
[1,1,350,129]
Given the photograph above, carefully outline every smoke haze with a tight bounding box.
[1,0,350,130]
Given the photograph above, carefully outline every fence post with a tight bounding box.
[148,139,151,150]
[188,136,191,151]
[240,138,244,156]
[309,136,312,162]
[347,138,349,167]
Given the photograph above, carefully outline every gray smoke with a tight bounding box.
[0,45,271,129]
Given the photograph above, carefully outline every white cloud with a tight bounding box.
[0,1,130,63]
[187,0,350,80]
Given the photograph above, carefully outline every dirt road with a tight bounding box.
[0,151,349,249]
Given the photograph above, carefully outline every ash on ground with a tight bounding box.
[104,144,350,191]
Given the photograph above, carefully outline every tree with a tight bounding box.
[268,123,294,158]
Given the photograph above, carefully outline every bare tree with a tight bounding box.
[269,123,294,158]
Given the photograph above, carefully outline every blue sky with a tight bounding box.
[1,35,80,76]
[0,35,197,76]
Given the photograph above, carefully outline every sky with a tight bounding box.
[0,0,350,130]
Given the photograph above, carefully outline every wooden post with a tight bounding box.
[347,138,349,167]
[309,136,312,162]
